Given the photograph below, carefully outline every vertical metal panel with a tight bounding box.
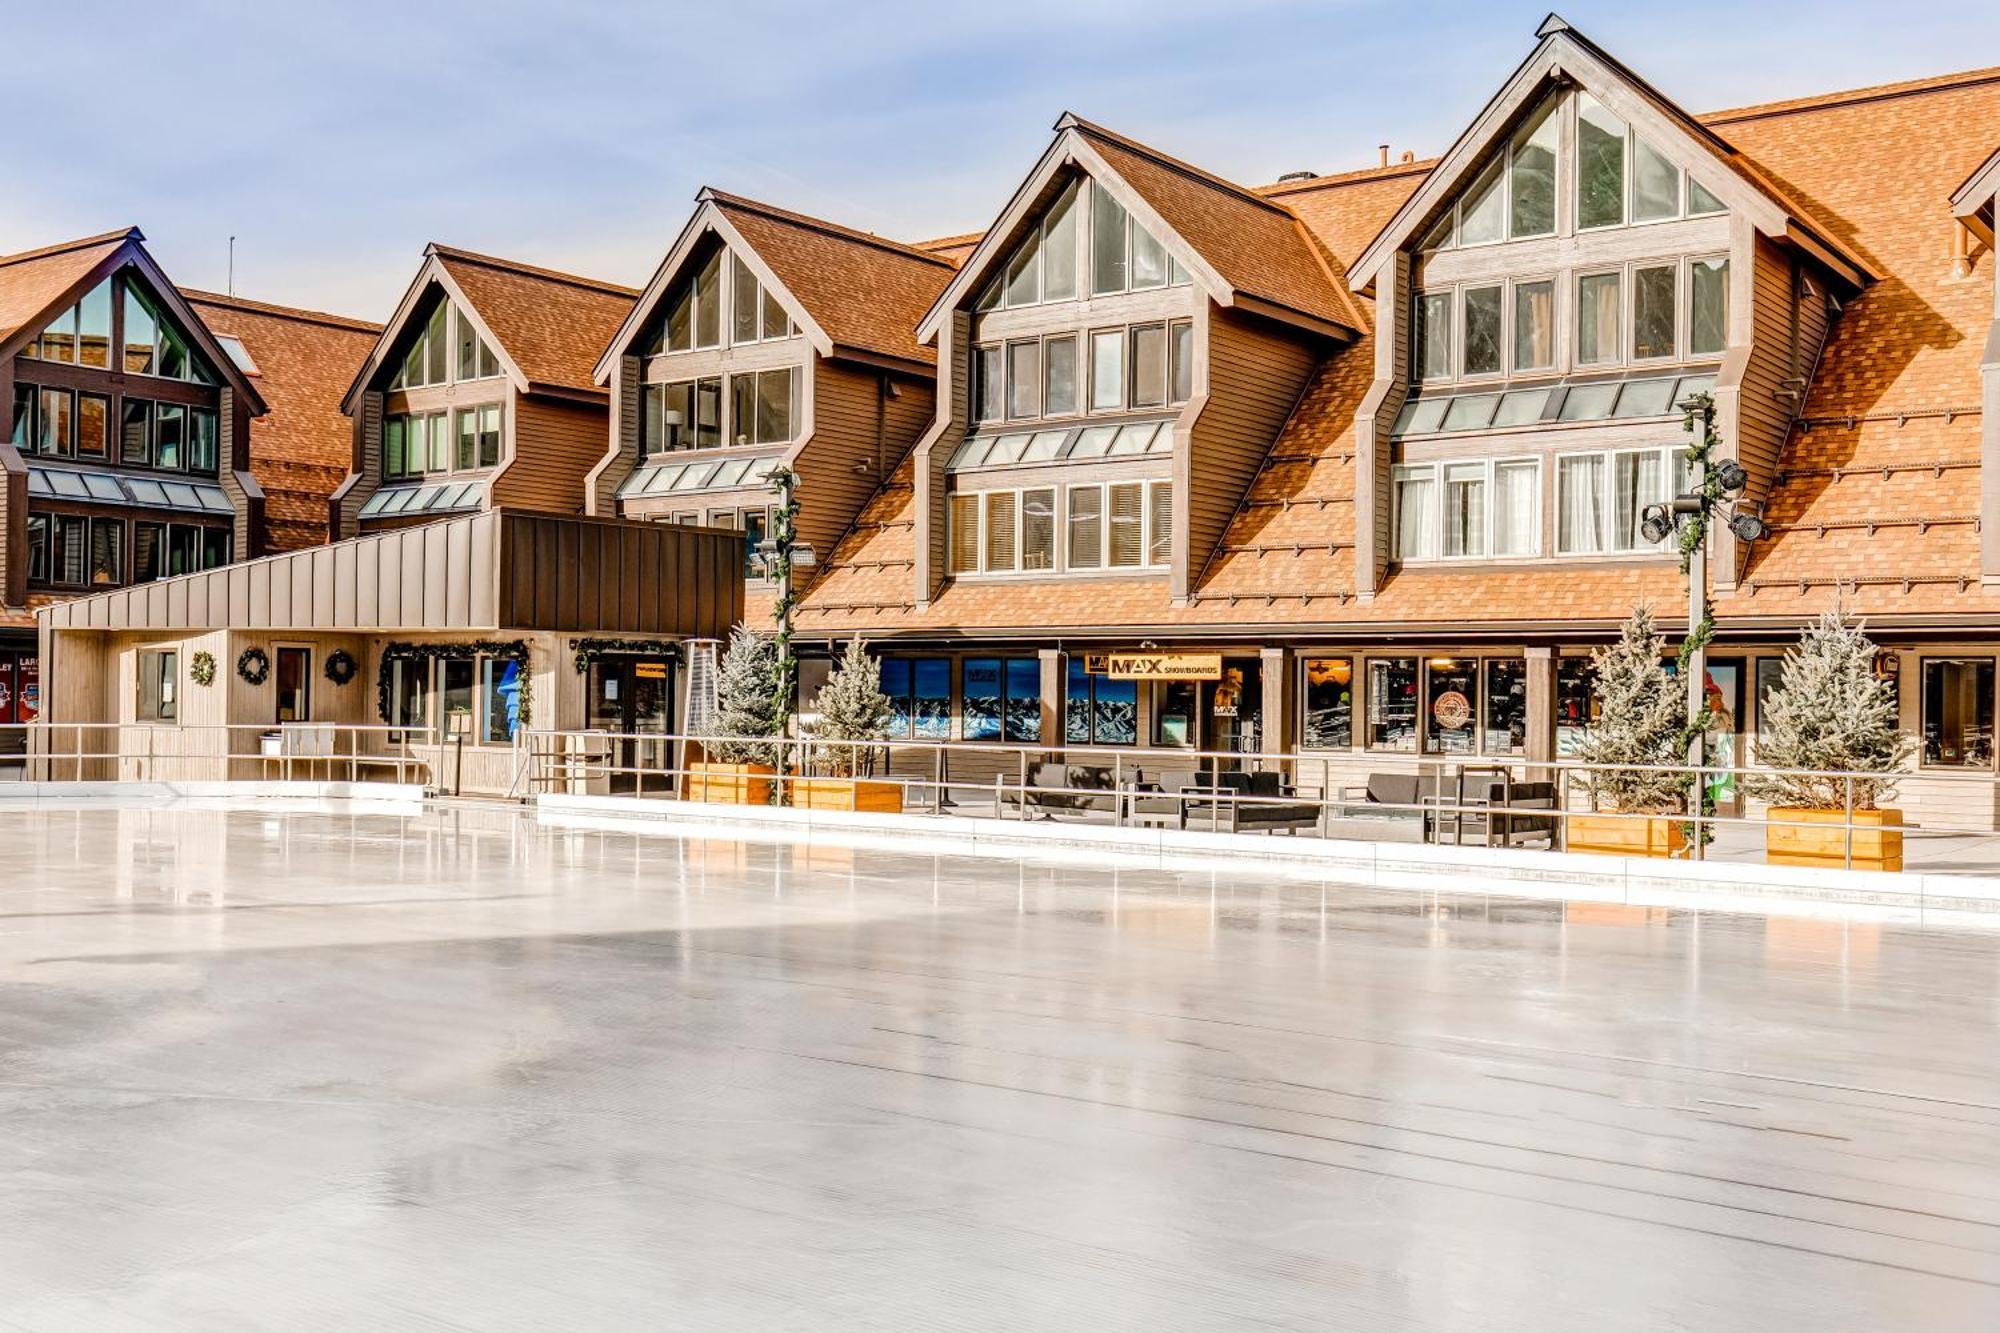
[248,560,272,628]
[167,577,188,628]
[267,551,291,626]
[298,551,322,628]
[398,525,424,628]
[333,542,357,625]
[468,511,498,628]
[444,519,472,626]
[596,525,620,631]
[228,565,250,625]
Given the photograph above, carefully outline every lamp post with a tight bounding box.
[752,465,814,737]
[1638,392,1766,858]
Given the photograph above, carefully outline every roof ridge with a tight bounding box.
[429,243,639,298]
[181,287,382,333]
[1254,157,1441,197]
[1700,63,2000,125]
[914,231,984,251]
[0,226,139,270]
[702,189,955,269]
[1060,115,1294,219]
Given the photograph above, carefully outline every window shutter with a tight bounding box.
[983,492,1017,572]
[1108,482,1143,567]
[950,494,980,573]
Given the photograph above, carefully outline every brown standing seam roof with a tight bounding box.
[182,290,382,553]
[705,191,954,368]
[0,228,134,348]
[1066,118,1364,334]
[431,246,638,396]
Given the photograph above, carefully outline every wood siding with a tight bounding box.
[1180,306,1320,600]
[796,360,934,557]
[911,309,969,605]
[589,353,643,517]
[331,389,383,541]
[495,392,606,515]
[1733,233,1835,583]
[1354,253,1407,599]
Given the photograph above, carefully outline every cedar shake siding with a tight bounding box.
[181,290,380,553]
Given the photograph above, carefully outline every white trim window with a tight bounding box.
[729,252,797,345]
[1572,255,1729,369]
[951,481,1170,576]
[1414,277,1559,384]
[1393,457,1540,561]
[976,180,1081,311]
[1556,445,1683,554]
[1089,181,1191,296]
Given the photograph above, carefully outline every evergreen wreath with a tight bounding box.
[324,650,359,687]
[236,647,271,686]
[375,640,533,726]
[190,651,218,688]
[571,638,679,675]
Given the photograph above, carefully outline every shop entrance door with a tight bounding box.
[588,656,675,792]
[1201,657,1265,769]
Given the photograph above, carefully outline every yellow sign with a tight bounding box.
[1099,653,1223,681]
[634,662,669,680]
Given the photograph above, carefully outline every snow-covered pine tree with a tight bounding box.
[706,623,781,764]
[1748,610,1906,810]
[1580,605,1687,814]
[810,637,892,777]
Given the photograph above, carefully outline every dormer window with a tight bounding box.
[23,277,113,369]
[389,297,498,390]
[975,180,1080,311]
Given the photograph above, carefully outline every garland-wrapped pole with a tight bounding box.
[1674,393,1722,858]
[766,465,801,739]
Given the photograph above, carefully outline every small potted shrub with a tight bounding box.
[793,637,902,813]
[1748,611,1908,871]
[1571,606,1689,857]
[689,624,780,805]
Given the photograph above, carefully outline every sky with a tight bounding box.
[4,0,1996,318]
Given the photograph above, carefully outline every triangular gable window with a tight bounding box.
[1422,90,1726,251]
[634,239,796,360]
[388,294,499,390]
[25,277,113,369]
[974,176,1189,312]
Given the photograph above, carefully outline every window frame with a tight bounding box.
[137,648,180,724]
[1553,443,1683,556]
[950,481,1172,578]
[1391,455,1541,563]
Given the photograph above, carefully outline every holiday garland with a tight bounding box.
[236,647,271,686]
[570,638,680,675]
[375,640,533,727]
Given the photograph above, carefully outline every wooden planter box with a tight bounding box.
[1567,812,1686,858]
[687,761,775,806]
[1766,807,1903,872]
[791,776,904,814]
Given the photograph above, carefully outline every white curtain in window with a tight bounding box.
[1395,468,1437,559]
[1443,463,1486,557]
[1557,455,1605,553]
[1492,460,1538,555]
[1612,450,1664,550]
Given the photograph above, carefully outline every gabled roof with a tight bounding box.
[917,115,1363,344]
[595,189,954,380]
[1951,144,2000,245]
[0,226,268,416]
[1346,14,1875,294]
[0,228,132,348]
[182,289,381,551]
[343,244,637,411]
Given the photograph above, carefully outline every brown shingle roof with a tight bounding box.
[0,228,133,349]
[431,246,637,396]
[1066,118,1363,334]
[182,290,381,552]
[706,191,954,368]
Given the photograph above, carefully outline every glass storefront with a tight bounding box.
[1921,657,1994,767]
[1300,657,1353,749]
[1483,658,1527,754]
[964,657,1040,742]
[880,657,951,739]
[1423,657,1479,754]
[1066,658,1138,745]
[1367,658,1419,750]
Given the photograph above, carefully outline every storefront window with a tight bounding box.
[1066,658,1138,745]
[482,657,522,743]
[1301,657,1353,749]
[1556,656,1596,755]
[964,657,1040,743]
[1754,658,1786,742]
[1367,657,1418,750]
[1423,657,1479,754]
[439,659,475,740]
[880,657,951,739]
[1921,657,1993,767]
[1483,658,1527,754]
[1153,679,1197,747]
[390,658,427,735]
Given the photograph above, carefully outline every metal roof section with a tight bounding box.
[358,478,490,518]
[1390,371,1715,438]
[616,452,783,500]
[27,464,235,515]
[946,416,1178,472]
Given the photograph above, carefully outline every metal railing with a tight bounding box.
[518,726,2000,875]
[0,722,433,787]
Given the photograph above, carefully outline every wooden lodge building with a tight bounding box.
[24,15,2000,821]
